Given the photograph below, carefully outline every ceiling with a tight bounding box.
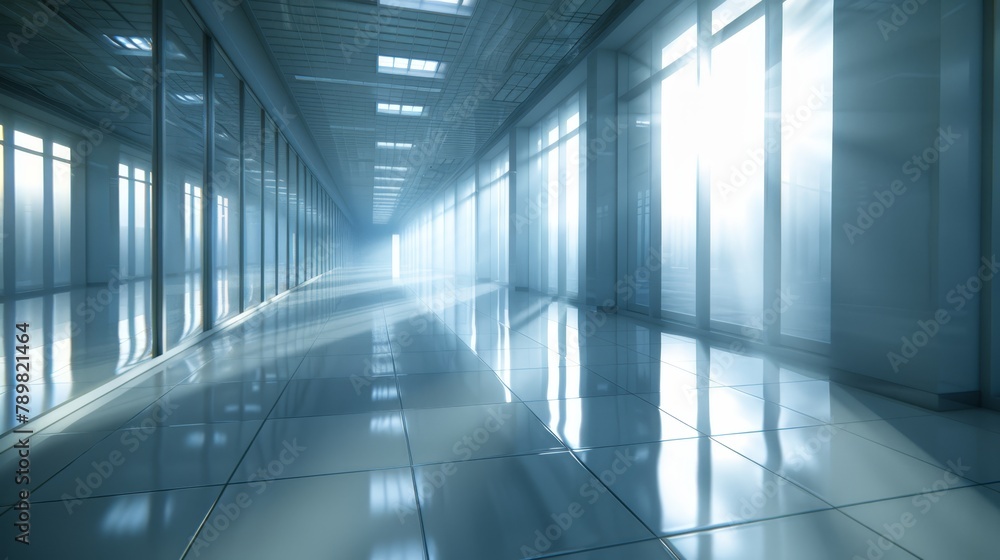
[243,0,626,227]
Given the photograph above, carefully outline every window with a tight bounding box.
[621,0,832,344]
[214,49,241,321]
[163,3,205,348]
[780,0,833,342]
[478,149,509,283]
[708,16,766,328]
[14,131,45,291]
[244,94,263,308]
[529,92,585,298]
[263,118,277,299]
[660,62,698,317]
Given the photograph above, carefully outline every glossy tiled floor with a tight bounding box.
[3,271,1000,559]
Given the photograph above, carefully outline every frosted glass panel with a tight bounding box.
[661,63,698,317]
[566,133,580,295]
[163,3,204,348]
[52,157,71,286]
[546,145,559,294]
[627,92,651,309]
[277,136,288,293]
[244,97,262,308]
[781,0,833,342]
[263,120,277,299]
[14,147,43,291]
[709,17,765,327]
[214,50,241,321]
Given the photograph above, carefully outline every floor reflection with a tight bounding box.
[0,270,998,559]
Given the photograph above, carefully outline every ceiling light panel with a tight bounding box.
[377,103,426,116]
[378,56,445,78]
[379,0,476,17]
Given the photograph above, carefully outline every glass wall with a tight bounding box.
[163,2,205,349]
[780,0,833,343]
[277,135,288,293]
[660,15,698,319]
[626,92,651,310]
[244,95,263,308]
[456,172,476,283]
[477,149,510,283]
[214,49,242,323]
[617,0,833,345]
[263,117,277,299]
[0,0,351,433]
[529,91,585,298]
[708,15,766,328]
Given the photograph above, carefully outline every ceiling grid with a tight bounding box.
[245,0,621,225]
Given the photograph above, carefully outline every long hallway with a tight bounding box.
[3,270,999,559]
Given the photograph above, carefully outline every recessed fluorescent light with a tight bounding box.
[377,103,425,116]
[375,185,402,190]
[379,0,475,16]
[377,141,413,149]
[104,34,152,51]
[377,56,445,78]
[375,177,405,182]
[375,166,408,172]
[172,92,203,104]
[296,75,441,93]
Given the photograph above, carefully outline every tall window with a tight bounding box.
[622,0,832,344]
[9,128,74,292]
[780,0,833,342]
[457,172,476,282]
[118,160,152,279]
[479,149,509,283]
[214,49,241,322]
[660,23,698,318]
[530,91,585,298]
[244,95,263,308]
[163,2,205,348]
[708,15,766,328]
[263,118,277,299]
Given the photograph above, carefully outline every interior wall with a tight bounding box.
[831,0,983,397]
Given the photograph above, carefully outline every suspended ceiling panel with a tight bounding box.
[245,0,621,225]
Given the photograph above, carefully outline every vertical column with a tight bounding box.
[151,0,165,356]
[762,0,783,345]
[203,37,215,330]
[986,1,1000,408]
[695,0,712,331]
[238,84,246,313]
